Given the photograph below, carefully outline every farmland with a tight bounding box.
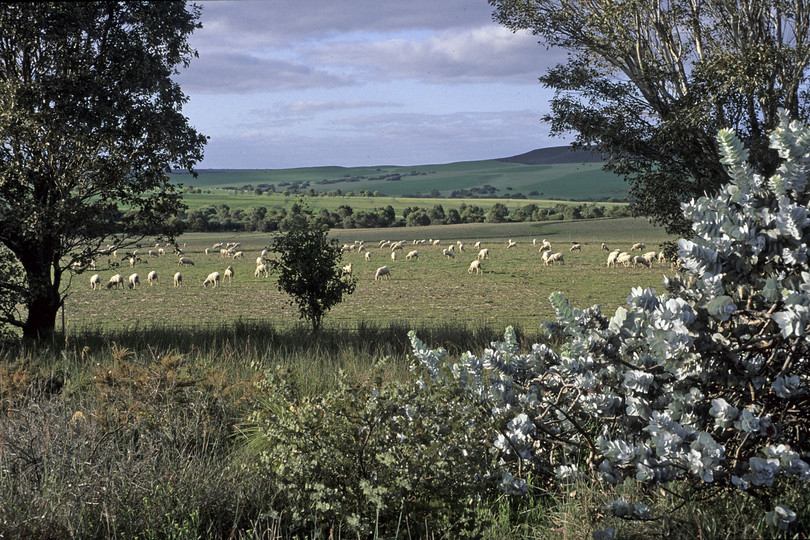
[65,217,674,333]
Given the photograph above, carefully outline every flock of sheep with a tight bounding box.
[87,236,669,293]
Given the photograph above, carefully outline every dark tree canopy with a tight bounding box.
[268,207,356,333]
[490,0,810,234]
[0,2,206,339]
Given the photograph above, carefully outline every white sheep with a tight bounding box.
[158,248,165,256]
[442,248,455,259]
[474,241,482,249]
[606,249,622,267]
[375,266,391,280]
[255,263,269,278]
[90,273,101,290]
[129,257,136,268]
[127,273,140,289]
[232,251,244,260]
[432,239,441,245]
[341,263,353,277]
[406,250,418,260]
[261,249,268,258]
[506,239,516,249]
[256,256,264,266]
[148,249,157,257]
[178,256,194,266]
[173,272,182,287]
[544,252,564,265]
[617,252,634,267]
[147,270,158,286]
[601,243,609,251]
[457,243,465,253]
[224,265,234,283]
[658,251,667,264]
[202,271,221,288]
[642,251,657,265]
[532,238,537,246]
[364,251,372,262]
[447,244,455,252]
[468,259,482,274]
[391,251,397,262]
[631,242,646,251]
[633,255,652,269]
[477,248,489,261]
[570,243,582,252]
[106,274,124,289]
[540,239,552,252]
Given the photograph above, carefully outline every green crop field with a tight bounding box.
[172,158,628,201]
[65,217,676,334]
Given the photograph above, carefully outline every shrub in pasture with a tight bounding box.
[410,111,810,534]
[268,207,356,333]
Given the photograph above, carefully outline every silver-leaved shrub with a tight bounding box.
[410,110,809,530]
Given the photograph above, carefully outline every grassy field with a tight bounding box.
[172,159,628,201]
[65,217,675,334]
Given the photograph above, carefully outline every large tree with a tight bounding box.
[490,0,810,234]
[0,2,206,339]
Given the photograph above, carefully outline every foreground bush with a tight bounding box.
[411,111,810,537]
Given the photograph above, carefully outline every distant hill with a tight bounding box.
[497,146,603,165]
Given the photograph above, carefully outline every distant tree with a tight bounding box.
[429,204,446,224]
[0,2,205,339]
[490,0,810,235]
[268,207,356,333]
[486,203,510,223]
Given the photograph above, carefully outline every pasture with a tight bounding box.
[65,217,676,333]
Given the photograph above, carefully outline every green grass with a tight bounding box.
[173,159,627,201]
[65,218,674,334]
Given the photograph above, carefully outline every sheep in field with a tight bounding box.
[544,252,564,266]
[232,251,244,260]
[147,270,158,286]
[507,239,517,249]
[129,257,136,268]
[477,248,489,261]
[90,274,101,290]
[570,243,582,252]
[202,271,221,288]
[633,255,652,269]
[630,242,646,251]
[365,251,372,261]
[224,265,234,284]
[173,272,182,287]
[457,242,465,253]
[468,260,483,274]
[432,239,441,246]
[106,274,124,289]
[601,243,609,251]
[658,252,667,264]
[616,252,634,267]
[255,263,269,278]
[406,250,418,260]
[375,266,391,280]
[606,249,622,267]
[341,263,353,277]
[178,257,194,266]
[442,248,455,259]
[540,239,552,251]
[474,241,481,249]
[256,256,263,266]
[391,251,397,262]
[642,251,657,265]
[127,273,140,289]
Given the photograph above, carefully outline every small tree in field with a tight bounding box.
[268,209,356,333]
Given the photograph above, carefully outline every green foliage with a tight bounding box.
[243,366,500,537]
[0,2,206,339]
[491,0,810,235]
[268,206,356,332]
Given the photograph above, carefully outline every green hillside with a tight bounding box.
[171,148,628,202]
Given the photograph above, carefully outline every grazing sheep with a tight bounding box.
[507,239,517,249]
[90,273,101,290]
[447,244,455,252]
[232,251,244,260]
[616,252,634,267]
[365,251,372,261]
[178,257,194,266]
[631,242,646,251]
[473,241,481,249]
[391,251,397,262]
[642,251,657,265]
[442,248,455,259]
[533,238,537,246]
[468,259,483,274]
[570,243,582,252]
[256,256,264,266]
[261,249,268,258]
[147,270,158,286]
[458,243,465,252]
[224,265,234,284]
[127,273,140,289]
[106,274,124,289]
[544,252,564,265]
[158,248,165,256]
[477,248,489,261]
[341,263,353,277]
[432,239,441,245]
[606,249,622,267]
[375,266,391,280]
[601,243,609,251]
[148,249,157,257]
[173,272,182,287]
[220,248,230,258]
[202,271,221,288]
[129,257,136,268]
[658,251,667,264]
[406,250,419,260]
[540,239,552,251]
[254,263,269,278]
[633,255,652,268]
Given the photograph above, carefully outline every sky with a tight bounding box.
[174,0,568,169]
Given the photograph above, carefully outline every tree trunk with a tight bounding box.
[21,265,61,340]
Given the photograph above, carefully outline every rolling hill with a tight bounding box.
[172,146,627,202]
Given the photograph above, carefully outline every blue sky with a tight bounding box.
[174,1,568,169]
